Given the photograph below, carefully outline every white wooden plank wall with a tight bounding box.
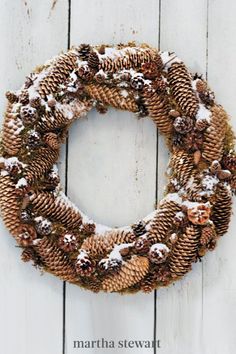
[0,1,235,354]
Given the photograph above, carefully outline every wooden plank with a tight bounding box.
[156,1,208,353]
[0,1,68,354]
[202,1,236,353]
[65,1,160,353]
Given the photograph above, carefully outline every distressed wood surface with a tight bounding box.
[0,1,236,354]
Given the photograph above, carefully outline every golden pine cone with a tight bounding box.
[84,83,138,112]
[202,105,228,162]
[211,184,232,237]
[30,191,82,230]
[169,225,201,277]
[170,150,196,187]
[99,46,158,73]
[44,133,59,150]
[34,237,77,282]
[0,175,21,237]
[142,89,173,135]
[24,147,59,183]
[147,201,182,244]
[38,51,78,97]
[2,102,23,156]
[80,230,136,257]
[102,255,149,292]
[168,62,199,117]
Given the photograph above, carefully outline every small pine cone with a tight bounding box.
[2,157,23,176]
[169,225,201,277]
[20,105,38,125]
[44,132,59,150]
[29,97,41,109]
[182,130,204,151]
[222,154,236,172]
[170,150,196,186]
[95,101,108,114]
[230,174,236,192]
[173,116,194,134]
[147,201,182,244]
[142,89,173,135]
[195,118,209,131]
[88,51,100,70]
[58,232,78,252]
[18,90,29,104]
[196,79,208,93]
[173,211,187,227]
[148,243,170,264]
[102,255,149,292]
[2,102,23,156]
[77,43,92,60]
[200,226,216,246]
[20,209,33,223]
[80,230,136,257]
[35,216,52,236]
[199,91,215,106]
[209,160,221,174]
[15,224,37,246]
[35,237,77,282]
[141,62,160,79]
[99,257,122,273]
[27,130,42,148]
[173,133,185,148]
[5,90,18,103]
[30,191,82,230]
[168,62,199,117]
[85,83,138,112]
[154,54,164,71]
[75,251,95,276]
[80,222,96,236]
[187,204,211,225]
[44,169,60,188]
[202,106,228,163]
[152,78,167,93]
[130,75,145,90]
[38,51,78,97]
[132,220,146,237]
[21,247,42,266]
[140,269,159,293]
[134,235,151,254]
[0,175,21,237]
[207,238,217,251]
[24,147,59,183]
[77,64,94,81]
[211,184,232,237]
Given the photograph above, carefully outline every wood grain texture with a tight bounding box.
[0,1,68,354]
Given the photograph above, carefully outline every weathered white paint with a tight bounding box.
[0,1,235,354]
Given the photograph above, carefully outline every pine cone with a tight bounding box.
[134,235,151,254]
[26,130,42,149]
[75,251,95,276]
[169,225,201,277]
[187,204,211,225]
[141,62,160,79]
[168,62,199,117]
[99,257,122,273]
[44,132,60,150]
[2,102,23,156]
[5,90,18,103]
[24,147,59,183]
[30,191,82,230]
[80,222,96,236]
[35,237,77,282]
[58,232,78,252]
[21,247,41,265]
[196,79,207,93]
[15,224,37,246]
[152,77,167,93]
[222,154,236,172]
[173,116,194,134]
[211,184,232,237]
[170,150,196,186]
[142,89,173,135]
[77,64,94,81]
[20,105,38,126]
[102,255,149,292]
[199,91,215,106]
[195,118,209,131]
[38,51,78,97]
[147,201,182,244]
[88,51,100,70]
[18,90,29,104]
[200,226,216,246]
[80,230,136,257]
[148,243,170,264]
[35,216,52,236]
[0,175,21,237]
[85,83,138,112]
[130,75,145,90]
[202,105,227,162]
[77,43,92,60]
[132,220,146,237]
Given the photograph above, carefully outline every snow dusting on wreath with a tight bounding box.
[0,42,235,293]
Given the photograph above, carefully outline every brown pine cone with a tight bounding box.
[200,226,216,246]
[222,154,236,172]
[80,222,96,236]
[99,257,122,273]
[211,184,232,237]
[44,132,60,150]
[35,237,77,282]
[77,64,94,81]
[202,105,227,162]
[147,201,182,244]
[134,236,151,254]
[80,230,136,257]
[20,105,38,126]
[27,130,42,149]
[2,102,23,156]
[130,75,145,90]
[102,255,149,292]
[196,79,207,93]
[5,90,18,103]
[187,204,211,225]
[35,216,52,236]
[88,51,100,70]
[58,232,78,252]
[152,78,167,93]
[132,220,146,237]
[21,247,42,266]
[75,251,95,276]
[30,191,82,230]
[169,225,201,277]
[77,43,92,60]
[182,130,204,151]
[148,243,170,264]
[141,62,160,79]
[199,91,215,106]
[173,116,194,134]
[195,118,209,131]
[15,224,37,246]
[95,101,108,114]
[170,150,196,186]
[168,62,199,117]
[18,90,29,104]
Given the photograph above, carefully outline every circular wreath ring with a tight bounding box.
[0,43,235,294]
